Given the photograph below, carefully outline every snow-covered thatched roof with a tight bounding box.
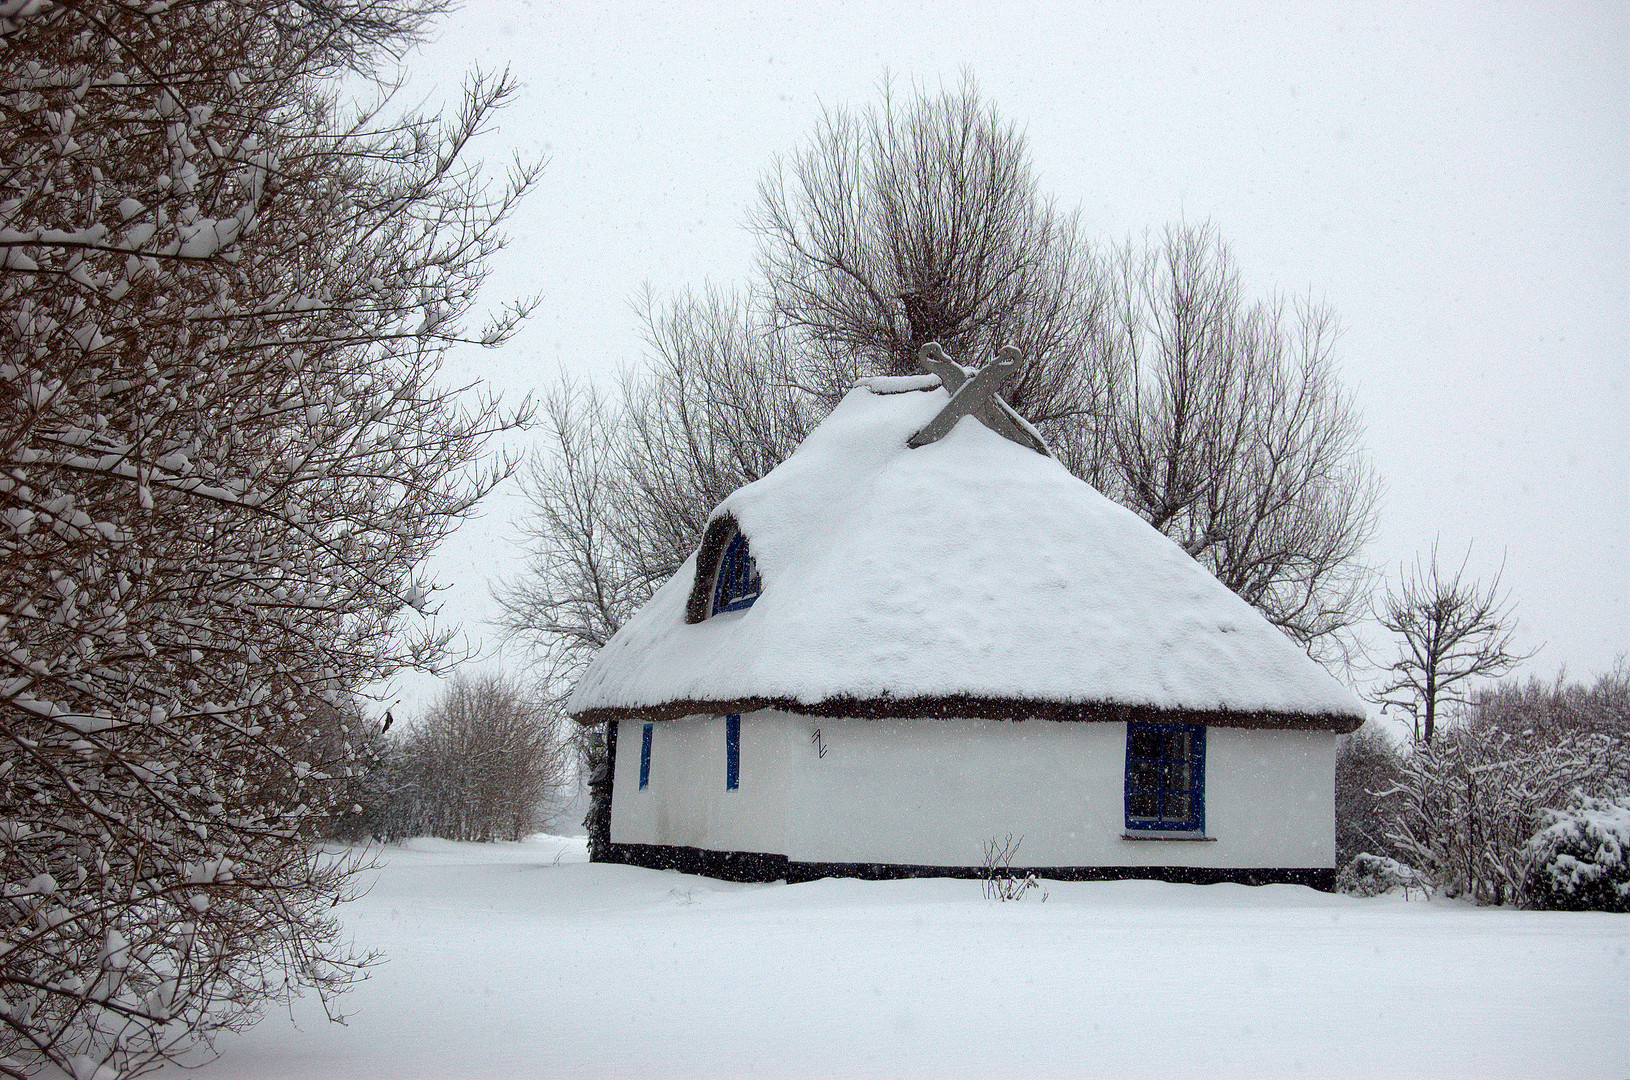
[567,376,1366,731]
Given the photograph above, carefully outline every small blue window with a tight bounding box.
[639,722,653,790]
[725,714,740,790]
[711,531,761,614]
[1125,722,1205,833]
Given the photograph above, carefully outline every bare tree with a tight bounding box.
[1334,720,1404,869]
[378,672,566,843]
[1372,542,1536,744]
[499,289,810,681]
[752,74,1119,476]
[1463,658,1630,745]
[1105,224,1381,659]
[0,2,536,1075]
[755,87,1375,656]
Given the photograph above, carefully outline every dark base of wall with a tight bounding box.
[599,841,1335,892]
[602,841,789,883]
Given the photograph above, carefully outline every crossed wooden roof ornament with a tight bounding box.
[908,342,1054,457]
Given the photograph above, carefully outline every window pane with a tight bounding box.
[1129,761,1159,789]
[713,533,761,613]
[1164,731,1191,760]
[1128,792,1158,818]
[1162,761,1192,792]
[1163,794,1191,822]
[1130,730,1161,758]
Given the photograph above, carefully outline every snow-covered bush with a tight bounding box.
[1381,727,1622,905]
[980,835,1045,902]
[1336,853,1424,898]
[1524,794,1630,912]
[0,2,535,1075]
[1374,666,1629,907]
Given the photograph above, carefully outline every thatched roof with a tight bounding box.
[567,376,1366,732]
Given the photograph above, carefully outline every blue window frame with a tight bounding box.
[1125,722,1205,833]
[725,714,740,790]
[638,722,653,790]
[711,531,761,614]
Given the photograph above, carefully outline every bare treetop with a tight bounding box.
[752,73,1108,434]
[1372,541,1539,743]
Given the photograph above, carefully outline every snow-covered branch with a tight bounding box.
[1,2,534,1075]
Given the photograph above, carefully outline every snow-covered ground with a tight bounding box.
[164,836,1626,1079]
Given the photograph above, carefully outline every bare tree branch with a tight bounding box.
[1105,225,1381,661]
[1,2,535,1074]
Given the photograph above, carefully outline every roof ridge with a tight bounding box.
[854,373,942,394]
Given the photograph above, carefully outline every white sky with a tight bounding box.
[381,1,1628,718]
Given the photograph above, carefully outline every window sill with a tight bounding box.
[1120,832,1215,842]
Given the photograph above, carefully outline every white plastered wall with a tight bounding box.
[608,709,794,854]
[611,711,1336,869]
[785,717,1334,868]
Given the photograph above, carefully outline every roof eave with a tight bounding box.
[570,693,1366,734]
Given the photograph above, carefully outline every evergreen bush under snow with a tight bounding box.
[1524,792,1630,912]
[1336,853,1424,898]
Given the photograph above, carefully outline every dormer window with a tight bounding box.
[711,529,761,614]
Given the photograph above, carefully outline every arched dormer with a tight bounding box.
[713,531,761,613]
[685,514,761,623]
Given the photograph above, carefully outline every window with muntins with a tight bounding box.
[711,531,761,614]
[725,714,740,790]
[1125,722,1205,833]
[638,722,653,790]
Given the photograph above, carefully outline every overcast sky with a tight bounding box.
[379,1,1628,718]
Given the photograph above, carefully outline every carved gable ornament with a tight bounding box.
[909,342,1053,457]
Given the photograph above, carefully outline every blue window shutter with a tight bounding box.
[639,722,653,790]
[725,714,740,790]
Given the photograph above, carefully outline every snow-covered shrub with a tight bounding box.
[0,2,535,1075]
[1382,726,1622,905]
[1336,853,1424,898]
[1524,794,1630,912]
[1377,667,1630,906]
[980,835,1045,902]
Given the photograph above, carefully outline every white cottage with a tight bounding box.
[567,346,1366,888]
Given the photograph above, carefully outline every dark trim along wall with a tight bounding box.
[600,841,1337,892]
